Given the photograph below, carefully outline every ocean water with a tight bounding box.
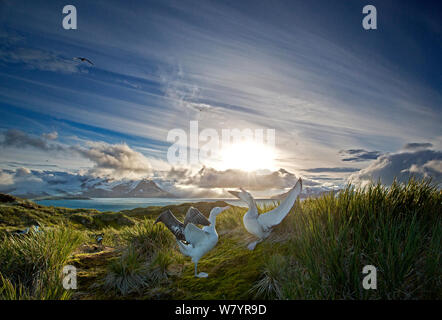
[35,198,279,212]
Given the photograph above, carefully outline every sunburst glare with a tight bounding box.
[219,141,276,172]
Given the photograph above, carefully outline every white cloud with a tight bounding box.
[15,167,31,177]
[0,168,88,196]
[42,131,58,140]
[0,130,154,180]
[159,166,328,198]
[166,167,299,190]
[348,148,442,187]
[0,47,81,73]
[0,171,14,185]
[74,142,152,179]
[407,160,442,179]
[0,129,64,151]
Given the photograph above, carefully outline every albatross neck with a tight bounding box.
[208,213,218,229]
[245,198,258,217]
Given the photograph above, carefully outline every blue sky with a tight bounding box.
[0,0,441,196]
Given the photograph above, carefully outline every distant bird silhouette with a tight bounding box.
[13,225,41,235]
[95,233,104,245]
[73,57,94,65]
[188,103,212,113]
[194,105,208,112]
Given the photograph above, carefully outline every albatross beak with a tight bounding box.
[221,206,231,212]
[228,190,240,198]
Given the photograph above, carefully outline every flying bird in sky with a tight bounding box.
[73,57,94,65]
[187,102,213,113]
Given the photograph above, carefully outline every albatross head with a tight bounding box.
[228,188,254,204]
[210,206,231,216]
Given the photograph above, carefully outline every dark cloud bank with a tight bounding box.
[339,149,382,162]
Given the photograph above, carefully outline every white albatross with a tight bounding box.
[228,178,302,250]
[155,206,230,277]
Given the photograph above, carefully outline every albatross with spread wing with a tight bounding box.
[73,57,94,65]
[229,178,302,250]
[155,206,230,277]
[155,207,211,242]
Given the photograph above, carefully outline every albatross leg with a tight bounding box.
[194,262,208,278]
[197,272,208,278]
[247,239,263,250]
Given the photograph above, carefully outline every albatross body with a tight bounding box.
[155,206,230,277]
[73,57,94,65]
[155,207,211,242]
[229,178,302,250]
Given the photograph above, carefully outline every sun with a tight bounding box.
[219,141,276,172]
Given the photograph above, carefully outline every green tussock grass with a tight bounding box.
[250,179,441,299]
[0,179,440,300]
[99,220,180,297]
[0,226,84,299]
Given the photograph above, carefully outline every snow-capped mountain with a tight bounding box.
[81,178,174,198]
[0,169,174,199]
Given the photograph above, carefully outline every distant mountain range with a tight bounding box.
[4,175,175,199]
[1,168,332,200]
[80,179,174,198]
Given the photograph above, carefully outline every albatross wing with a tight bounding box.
[155,210,185,241]
[184,207,210,226]
[184,223,209,246]
[257,178,302,230]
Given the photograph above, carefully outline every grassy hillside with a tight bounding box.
[1,179,441,300]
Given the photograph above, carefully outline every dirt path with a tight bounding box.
[70,245,117,299]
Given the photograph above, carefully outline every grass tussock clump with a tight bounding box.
[0,226,84,300]
[102,219,179,296]
[120,219,175,257]
[251,179,441,300]
[216,206,245,235]
[250,254,286,299]
[104,245,149,296]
